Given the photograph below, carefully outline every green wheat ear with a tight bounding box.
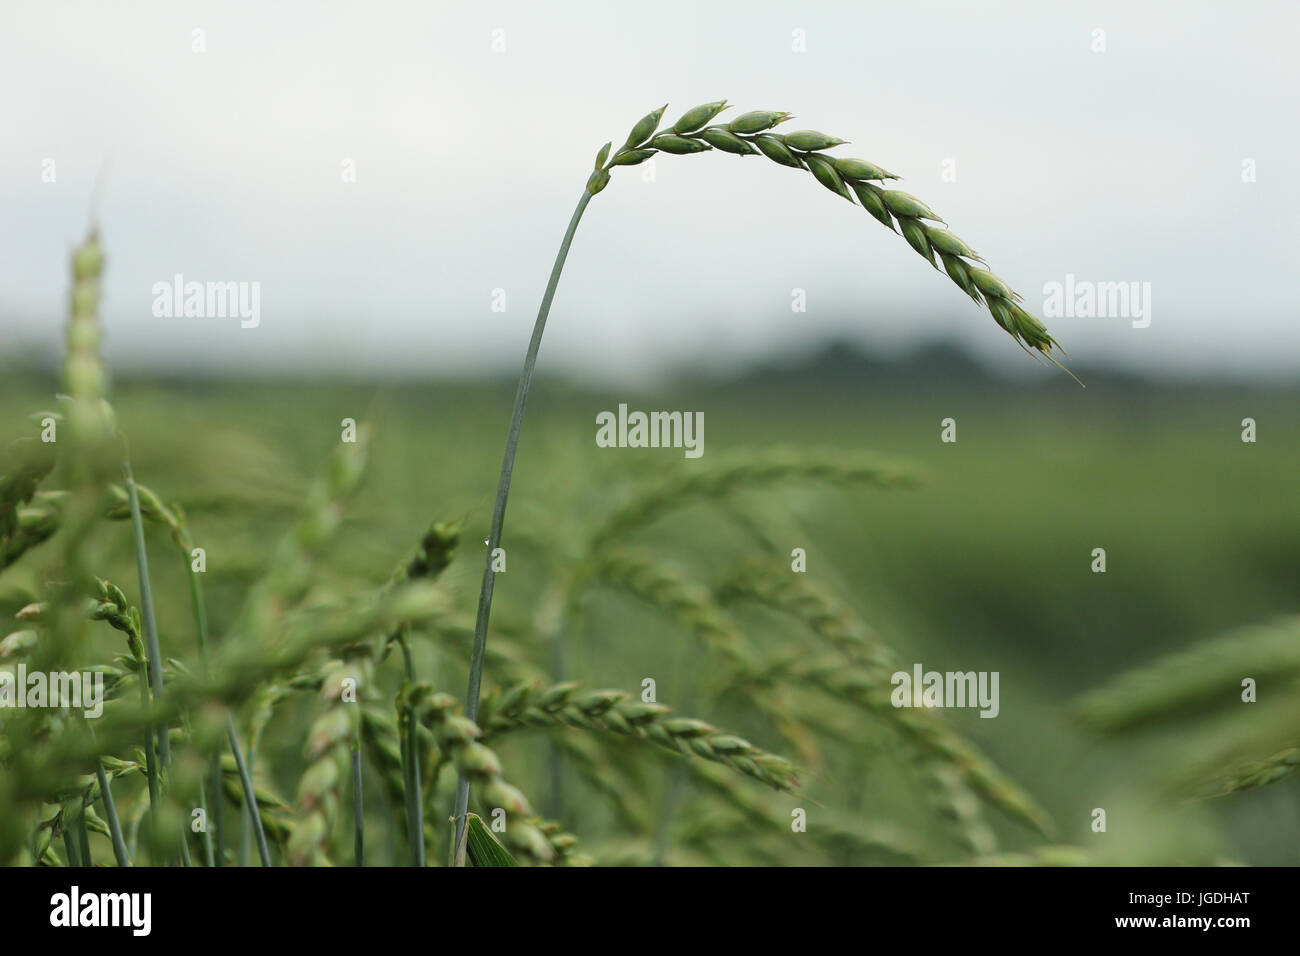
[451,99,1080,861]
[597,101,1075,375]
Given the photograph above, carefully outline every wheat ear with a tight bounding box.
[589,450,918,552]
[1075,616,1300,732]
[1204,747,1300,796]
[477,680,800,793]
[286,660,364,866]
[454,100,1071,859]
[602,103,1072,368]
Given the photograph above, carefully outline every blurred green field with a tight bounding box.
[2,364,1297,865]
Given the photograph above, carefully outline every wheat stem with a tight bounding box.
[61,816,79,867]
[123,464,168,763]
[94,758,131,866]
[177,825,192,866]
[177,518,223,866]
[89,579,163,845]
[453,187,595,865]
[352,739,364,866]
[395,632,426,867]
[180,517,226,864]
[99,481,228,862]
[228,718,272,865]
[72,803,90,866]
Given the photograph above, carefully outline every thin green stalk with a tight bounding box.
[120,470,161,860]
[124,461,195,865]
[185,553,211,666]
[239,749,252,867]
[76,807,92,867]
[195,779,214,867]
[398,633,424,867]
[227,718,271,866]
[123,462,169,767]
[210,757,225,865]
[352,740,364,866]
[546,633,567,820]
[136,655,161,855]
[94,758,131,866]
[181,534,223,865]
[453,187,594,865]
[62,819,79,867]
[400,710,423,866]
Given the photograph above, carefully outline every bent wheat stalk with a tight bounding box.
[452,100,1075,861]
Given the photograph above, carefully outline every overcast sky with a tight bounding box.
[2,0,1297,384]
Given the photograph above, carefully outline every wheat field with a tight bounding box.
[1,221,1296,867]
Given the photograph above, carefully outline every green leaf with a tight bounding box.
[466,813,518,867]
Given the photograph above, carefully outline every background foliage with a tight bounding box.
[3,338,1295,865]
